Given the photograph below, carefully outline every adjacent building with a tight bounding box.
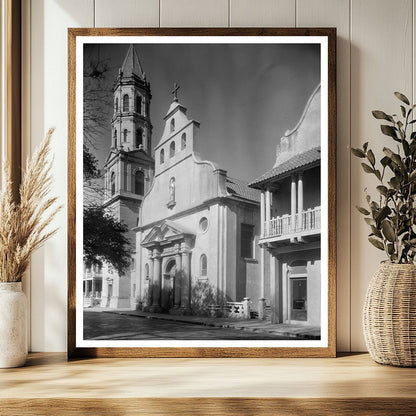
[249,84,321,326]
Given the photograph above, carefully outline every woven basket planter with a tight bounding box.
[363,262,416,367]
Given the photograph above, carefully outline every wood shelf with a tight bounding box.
[1,352,416,415]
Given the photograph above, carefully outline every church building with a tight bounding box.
[87,45,264,315]
[134,84,263,315]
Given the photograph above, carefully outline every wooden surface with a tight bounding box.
[67,27,336,359]
[0,353,416,415]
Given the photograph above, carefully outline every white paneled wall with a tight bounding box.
[23,0,416,352]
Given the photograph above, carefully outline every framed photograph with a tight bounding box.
[68,28,336,358]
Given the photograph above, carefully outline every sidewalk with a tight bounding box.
[90,307,320,340]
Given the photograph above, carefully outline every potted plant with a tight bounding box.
[0,128,60,368]
[351,92,416,367]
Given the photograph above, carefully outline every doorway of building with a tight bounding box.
[162,260,176,310]
[106,284,113,308]
[290,277,307,321]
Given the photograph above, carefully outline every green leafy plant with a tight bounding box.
[351,92,416,263]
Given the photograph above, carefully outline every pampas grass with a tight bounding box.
[0,128,61,282]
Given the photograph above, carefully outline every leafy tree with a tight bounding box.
[83,206,131,275]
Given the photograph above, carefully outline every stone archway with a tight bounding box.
[162,259,176,311]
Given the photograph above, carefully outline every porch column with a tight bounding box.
[297,172,304,229]
[265,188,271,237]
[258,247,266,320]
[174,244,182,308]
[150,248,162,311]
[260,191,265,237]
[291,174,297,237]
[180,242,191,314]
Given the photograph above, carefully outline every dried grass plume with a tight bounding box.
[0,128,62,282]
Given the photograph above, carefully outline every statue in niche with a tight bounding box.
[167,177,176,208]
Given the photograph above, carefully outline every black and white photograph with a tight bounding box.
[73,33,332,351]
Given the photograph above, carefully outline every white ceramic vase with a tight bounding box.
[0,282,28,368]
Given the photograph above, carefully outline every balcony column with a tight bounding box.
[291,175,297,237]
[260,191,265,236]
[265,188,271,237]
[297,172,304,230]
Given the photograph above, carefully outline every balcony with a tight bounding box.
[261,206,321,243]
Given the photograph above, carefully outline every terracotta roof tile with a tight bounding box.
[226,177,261,203]
[249,147,321,188]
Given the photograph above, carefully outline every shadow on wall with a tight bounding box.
[136,279,231,317]
[190,280,228,317]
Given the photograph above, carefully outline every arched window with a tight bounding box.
[145,263,149,280]
[123,129,128,142]
[170,141,175,158]
[136,96,142,114]
[134,171,145,195]
[170,118,175,133]
[123,94,129,112]
[115,98,119,112]
[200,254,207,277]
[136,128,143,148]
[160,148,165,164]
[113,129,117,148]
[181,133,186,150]
[110,172,116,196]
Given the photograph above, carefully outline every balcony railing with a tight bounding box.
[263,206,321,240]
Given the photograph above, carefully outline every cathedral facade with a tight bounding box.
[96,45,263,314]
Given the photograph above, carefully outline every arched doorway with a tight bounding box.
[162,259,176,311]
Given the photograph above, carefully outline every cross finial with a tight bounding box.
[171,82,180,102]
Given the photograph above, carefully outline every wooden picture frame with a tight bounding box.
[68,28,336,358]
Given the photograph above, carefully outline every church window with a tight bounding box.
[113,129,117,148]
[181,133,186,150]
[170,141,176,158]
[170,118,175,133]
[123,94,129,112]
[160,148,165,164]
[136,128,143,148]
[199,217,208,232]
[241,223,254,258]
[145,263,149,280]
[134,171,145,195]
[110,172,116,196]
[115,98,119,112]
[123,129,128,142]
[200,254,207,277]
[136,96,142,114]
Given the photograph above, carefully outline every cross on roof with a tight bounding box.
[171,82,180,102]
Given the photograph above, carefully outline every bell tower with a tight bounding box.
[101,44,155,309]
[111,44,152,154]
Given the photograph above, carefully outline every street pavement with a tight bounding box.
[84,310,292,340]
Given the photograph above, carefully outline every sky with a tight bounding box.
[84,42,320,182]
